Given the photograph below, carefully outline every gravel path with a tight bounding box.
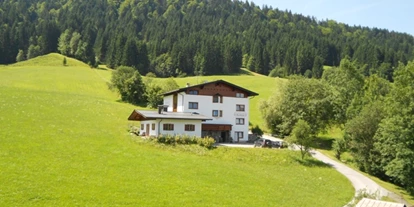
[311,150,407,205]
[311,150,388,197]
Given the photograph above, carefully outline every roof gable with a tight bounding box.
[162,80,258,97]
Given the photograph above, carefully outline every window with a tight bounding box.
[235,131,244,140]
[163,124,174,131]
[185,124,195,131]
[236,118,245,125]
[152,123,155,130]
[236,93,245,98]
[212,110,223,117]
[141,124,144,130]
[213,95,222,103]
[236,104,245,111]
[189,102,198,109]
[213,95,219,103]
[189,90,198,95]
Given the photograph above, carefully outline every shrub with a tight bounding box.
[108,66,146,105]
[251,125,263,136]
[128,125,140,136]
[269,65,287,78]
[304,69,313,78]
[150,135,215,149]
[333,138,347,160]
[146,72,157,78]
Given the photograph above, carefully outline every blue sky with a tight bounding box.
[251,0,414,36]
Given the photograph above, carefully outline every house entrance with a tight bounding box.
[221,132,226,141]
[201,124,233,143]
[202,131,230,143]
[146,124,150,136]
[173,94,178,112]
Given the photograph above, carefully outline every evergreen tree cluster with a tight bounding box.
[1,0,413,78]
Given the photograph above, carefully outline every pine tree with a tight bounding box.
[16,50,26,62]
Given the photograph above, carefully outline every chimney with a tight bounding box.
[186,83,190,87]
[158,105,169,114]
[158,105,164,114]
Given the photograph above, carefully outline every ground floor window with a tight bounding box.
[185,124,195,131]
[235,131,243,141]
[163,123,174,131]
[152,123,155,130]
[141,124,144,130]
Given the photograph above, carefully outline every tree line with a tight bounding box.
[1,0,414,80]
[260,58,414,194]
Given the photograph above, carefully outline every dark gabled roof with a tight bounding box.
[162,79,259,97]
[128,110,212,121]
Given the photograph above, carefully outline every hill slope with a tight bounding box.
[11,53,89,68]
[0,56,354,206]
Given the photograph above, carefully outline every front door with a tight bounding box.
[146,124,150,136]
[221,131,226,143]
[173,94,178,112]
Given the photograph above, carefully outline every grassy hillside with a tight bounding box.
[11,53,89,68]
[0,55,353,206]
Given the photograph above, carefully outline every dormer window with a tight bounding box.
[236,93,245,98]
[213,94,223,103]
[189,90,198,95]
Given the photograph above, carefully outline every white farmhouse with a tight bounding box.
[128,80,258,143]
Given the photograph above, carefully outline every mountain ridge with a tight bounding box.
[0,0,413,80]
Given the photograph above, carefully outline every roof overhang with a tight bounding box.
[202,123,232,131]
[162,79,258,97]
[128,110,156,121]
[128,110,212,121]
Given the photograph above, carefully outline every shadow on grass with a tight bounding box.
[115,99,148,108]
[95,66,108,71]
[397,186,414,203]
[294,157,332,168]
[223,69,254,76]
[313,136,335,150]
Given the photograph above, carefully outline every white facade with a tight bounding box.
[139,119,202,137]
[131,80,257,142]
[163,93,251,142]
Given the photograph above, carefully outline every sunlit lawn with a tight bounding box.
[0,54,354,206]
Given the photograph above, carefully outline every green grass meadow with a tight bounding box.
[0,54,353,206]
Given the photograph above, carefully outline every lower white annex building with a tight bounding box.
[128,80,258,143]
